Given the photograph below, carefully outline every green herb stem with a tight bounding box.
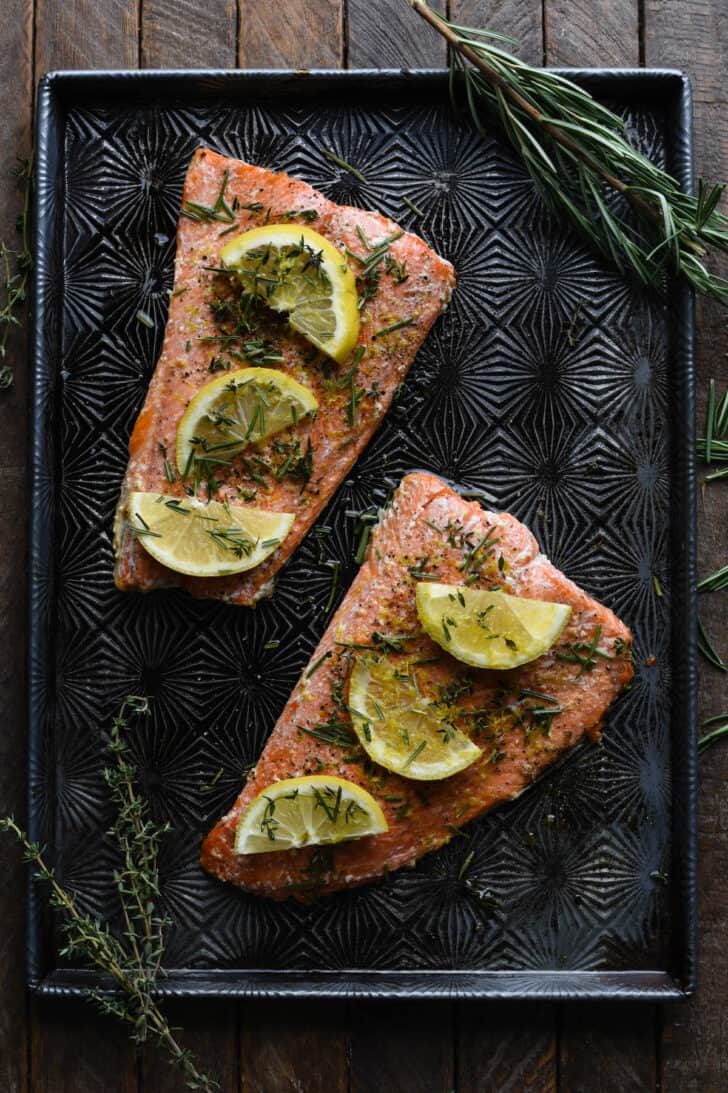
[410,0,728,304]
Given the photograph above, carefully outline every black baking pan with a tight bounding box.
[29,68,696,999]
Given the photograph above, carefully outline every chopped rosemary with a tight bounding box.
[181,168,235,224]
[135,309,154,328]
[401,195,425,217]
[158,442,175,483]
[298,720,358,749]
[373,317,415,339]
[324,560,340,612]
[556,624,610,676]
[306,650,333,678]
[403,740,427,769]
[322,148,368,184]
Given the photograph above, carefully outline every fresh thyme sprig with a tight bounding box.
[410,1,728,304]
[0,156,33,388]
[0,696,217,1092]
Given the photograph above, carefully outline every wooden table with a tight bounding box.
[1,1,726,1089]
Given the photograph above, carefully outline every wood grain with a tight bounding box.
[30,1000,137,1093]
[0,1,35,1091]
[560,1004,657,1091]
[450,0,544,65]
[646,2,728,1087]
[34,0,138,72]
[240,1000,347,1092]
[348,0,447,66]
[142,0,237,68]
[238,0,343,68]
[545,0,639,66]
[141,1001,239,1091]
[457,1002,556,1091]
[349,1001,454,1093]
[30,5,142,1088]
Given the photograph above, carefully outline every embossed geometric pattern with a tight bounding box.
[33,76,683,989]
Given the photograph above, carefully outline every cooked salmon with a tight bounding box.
[113,149,456,604]
[201,471,634,899]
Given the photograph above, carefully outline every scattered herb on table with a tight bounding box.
[410,0,728,304]
[0,697,217,1091]
[698,713,728,753]
[0,156,33,389]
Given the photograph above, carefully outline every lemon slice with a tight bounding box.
[234,775,388,854]
[128,491,294,577]
[347,654,482,781]
[175,367,318,476]
[416,583,572,670]
[220,225,360,363]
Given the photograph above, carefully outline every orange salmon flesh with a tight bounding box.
[201,472,634,900]
[113,149,456,604]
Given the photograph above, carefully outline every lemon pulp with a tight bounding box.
[128,491,294,577]
[175,366,318,476]
[234,775,388,854]
[416,583,572,670]
[347,653,482,781]
[220,225,360,364]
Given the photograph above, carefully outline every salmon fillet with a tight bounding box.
[201,471,634,900]
[113,149,456,604]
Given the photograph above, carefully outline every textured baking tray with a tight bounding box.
[29,69,697,1000]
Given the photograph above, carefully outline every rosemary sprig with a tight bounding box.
[698,379,728,481]
[0,156,33,389]
[698,712,728,753]
[698,615,727,672]
[0,697,217,1091]
[698,565,728,593]
[410,1,728,304]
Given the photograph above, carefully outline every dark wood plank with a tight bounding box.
[348,0,446,66]
[560,1004,657,1091]
[30,1000,137,1093]
[349,1001,453,1093]
[30,6,141,1087]
[646,1,728,1088]
[238,0,343,68]
[450,0,543,65]
[142,0,237,68]
[545,0,639,66]
[0,1,36,1090]
[141,1001,238,1091]
[34,0,138,72]
[240,1000,347,1092]
[457,1002,556,1091]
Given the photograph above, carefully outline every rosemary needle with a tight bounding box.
[322,148,368,184]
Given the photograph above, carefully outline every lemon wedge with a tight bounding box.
[234,775,388,854]
[347,654,482,781]
[128,491,294,577]
[416,583,572,670]
[175,367,318,476]
[220,225,360,363]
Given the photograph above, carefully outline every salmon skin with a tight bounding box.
[113,148,456,604]
[201,472,634,900]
